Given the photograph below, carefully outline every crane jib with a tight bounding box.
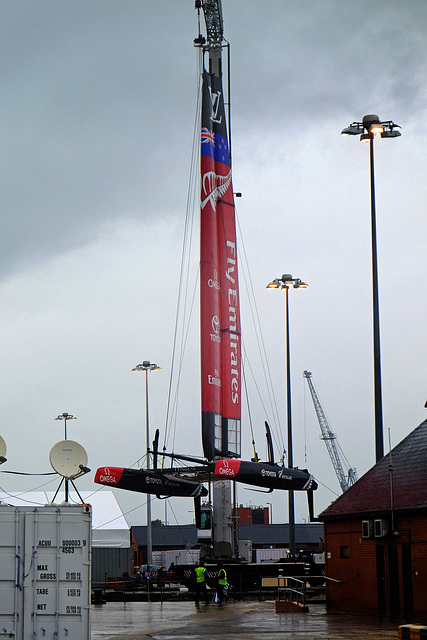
[303,370,357,492]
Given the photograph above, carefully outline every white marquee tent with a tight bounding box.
[0,489,129,548]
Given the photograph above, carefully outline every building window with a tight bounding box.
[340,546,349,558]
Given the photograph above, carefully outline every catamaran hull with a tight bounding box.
[214,459,317,491]
[94,466,208,498]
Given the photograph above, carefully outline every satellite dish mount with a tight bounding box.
[0,436,6,465]
[49,440,90,503]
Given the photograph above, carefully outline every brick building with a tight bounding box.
[235,505,269,524]
[321,419,427,618]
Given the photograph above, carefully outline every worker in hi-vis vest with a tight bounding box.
[194,560,209,606]
[216,561,228,603]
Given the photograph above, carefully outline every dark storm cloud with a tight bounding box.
[0,1,425,279]
[0,1,195,278]
[227,0,427,127]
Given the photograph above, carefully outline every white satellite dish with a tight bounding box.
[49,440,88,480]
[0,435,6,463]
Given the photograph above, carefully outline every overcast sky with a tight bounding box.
[0,1,426,529]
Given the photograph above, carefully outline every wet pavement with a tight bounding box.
[91,601,401,640]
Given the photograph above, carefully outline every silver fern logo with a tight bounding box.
[201,169,232,211]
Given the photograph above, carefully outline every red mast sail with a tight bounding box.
[200,70,241,461]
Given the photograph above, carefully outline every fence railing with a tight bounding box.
[277,576,307,608]
[260,575,329,606]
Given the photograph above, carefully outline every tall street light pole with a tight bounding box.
[342,115,401,463]
[54,412,76,502]
[132,361,161,564]
[266,274,307,556]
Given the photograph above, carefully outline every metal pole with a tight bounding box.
[285,286,296,556]
[64,416,69,502]
[369,135,384,462]
[145,369,152,564]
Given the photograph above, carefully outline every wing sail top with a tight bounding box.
[200,70,241,461]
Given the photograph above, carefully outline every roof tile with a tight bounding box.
[320,420,427,518]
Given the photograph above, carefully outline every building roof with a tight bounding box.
[131,523,323,547]
[238,523,323,545]
[132,524,198,547]
[320,419,427,519]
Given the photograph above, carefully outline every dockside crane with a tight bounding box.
[303,370,357,493]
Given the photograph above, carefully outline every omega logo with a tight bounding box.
[208,269,220,289]
[212,315,220,334]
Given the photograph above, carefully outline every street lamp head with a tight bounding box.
[341,122,364,136]
[342,115,401,141]
[293,279,308,289]
[54,412,76,441]
[266,278,280,289]
[132,362,161,373]
[279,274,296,289]
[267,275,308,290]
[381,128,401,139]
[55,413,76,421]
[362,114,382,133]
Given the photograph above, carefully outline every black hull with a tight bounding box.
[214,459,317,491]
[94,466,208,498]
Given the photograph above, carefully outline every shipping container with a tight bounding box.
[152,549,199,568]
[255,548,289,562]
[238,539,252,562]
[0,503,91,640]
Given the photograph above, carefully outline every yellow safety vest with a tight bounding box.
[218,568,227,586]
[195,566,206,583]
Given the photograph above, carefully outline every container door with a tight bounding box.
[0,508,24,638]
[23,505,91,640]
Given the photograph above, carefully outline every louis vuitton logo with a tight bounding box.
[208,87,222,125]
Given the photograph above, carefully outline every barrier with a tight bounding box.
[398,625,427,639]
